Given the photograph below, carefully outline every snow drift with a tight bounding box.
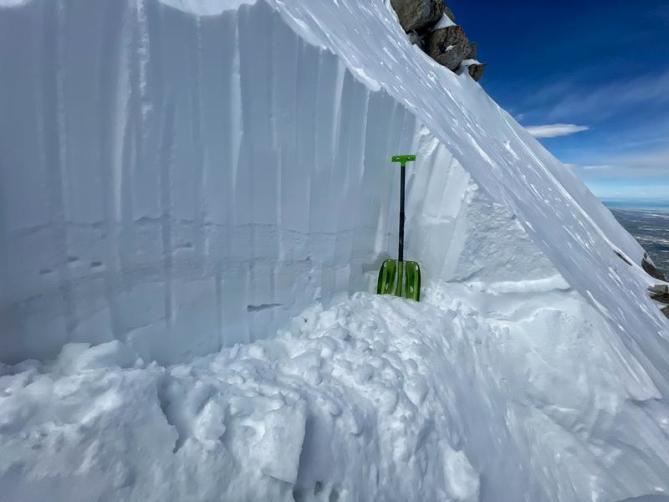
[1,0,669,500]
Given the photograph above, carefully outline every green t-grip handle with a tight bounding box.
[391,155,416,167]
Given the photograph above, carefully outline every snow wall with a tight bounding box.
[1,0,668,377]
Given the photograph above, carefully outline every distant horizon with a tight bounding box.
[603,198,669,210]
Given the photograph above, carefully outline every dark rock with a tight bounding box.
[457,59,485,81]
[648,284,669,305]
[642,253,667,281]
[465,42,478,60]
[390,0,486,80]
[408,30,425,48]
[662,306,669,319]
[466,61,486,81]
[462,44,485,80]
[649,284,669,304]
[652,292,669,305]
[649,284,669,295]
[390,0,444,33]
[425,25,473,71]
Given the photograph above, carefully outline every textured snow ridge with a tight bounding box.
[2,291,669,502]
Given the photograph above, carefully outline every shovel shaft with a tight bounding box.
[398,163,406,262]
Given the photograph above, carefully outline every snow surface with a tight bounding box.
[2,0,669,499]
[2,286,669,501]
[432,13,456,30]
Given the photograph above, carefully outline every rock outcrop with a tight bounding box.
[642,253,667,281]
[442,4,456,22]
[426,25,472,70]
[464,60,486,81]
[390,0,485,81]
[649,284,669,304]
[649,284,669,319]
[616,251,667,319]
[391,0,444,33]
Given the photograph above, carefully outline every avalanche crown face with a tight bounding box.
[1,0,665,367]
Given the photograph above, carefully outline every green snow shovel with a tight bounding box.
[377,155,421,302]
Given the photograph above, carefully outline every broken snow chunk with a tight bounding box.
[255,404,307,484]
[444,448,480,501]
[404,376,428,406]
[55,341,140,374]
[193,400,227,448]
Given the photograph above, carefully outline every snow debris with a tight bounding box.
[2,285,669,501]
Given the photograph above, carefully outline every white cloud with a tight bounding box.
[523,70,669,122]
[580,164,614,170]
[547,70,669,121]
[574,147,669,178]
[526,123,589,138]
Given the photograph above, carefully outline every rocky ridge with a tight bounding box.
[390,0,485,81]
[649,283,669,319]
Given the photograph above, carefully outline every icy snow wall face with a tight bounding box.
[0,0,526,363]
[0,0,404,362]
[1,0,667,371]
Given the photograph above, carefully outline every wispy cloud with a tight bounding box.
[574,147,669,178]
[580,164,614,170]
[515,69,669,127]
[580,149,669,201]
[544,70,669,122]
[526,123,589,138]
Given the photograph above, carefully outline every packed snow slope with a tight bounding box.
[2,0,669,500]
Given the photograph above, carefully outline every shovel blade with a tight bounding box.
[376,259,421,301]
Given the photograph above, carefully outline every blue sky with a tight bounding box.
[449,0,669,202]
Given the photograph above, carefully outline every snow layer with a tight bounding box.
[2,289,669,501]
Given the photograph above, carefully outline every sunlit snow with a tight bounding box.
[1,0,669,500]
